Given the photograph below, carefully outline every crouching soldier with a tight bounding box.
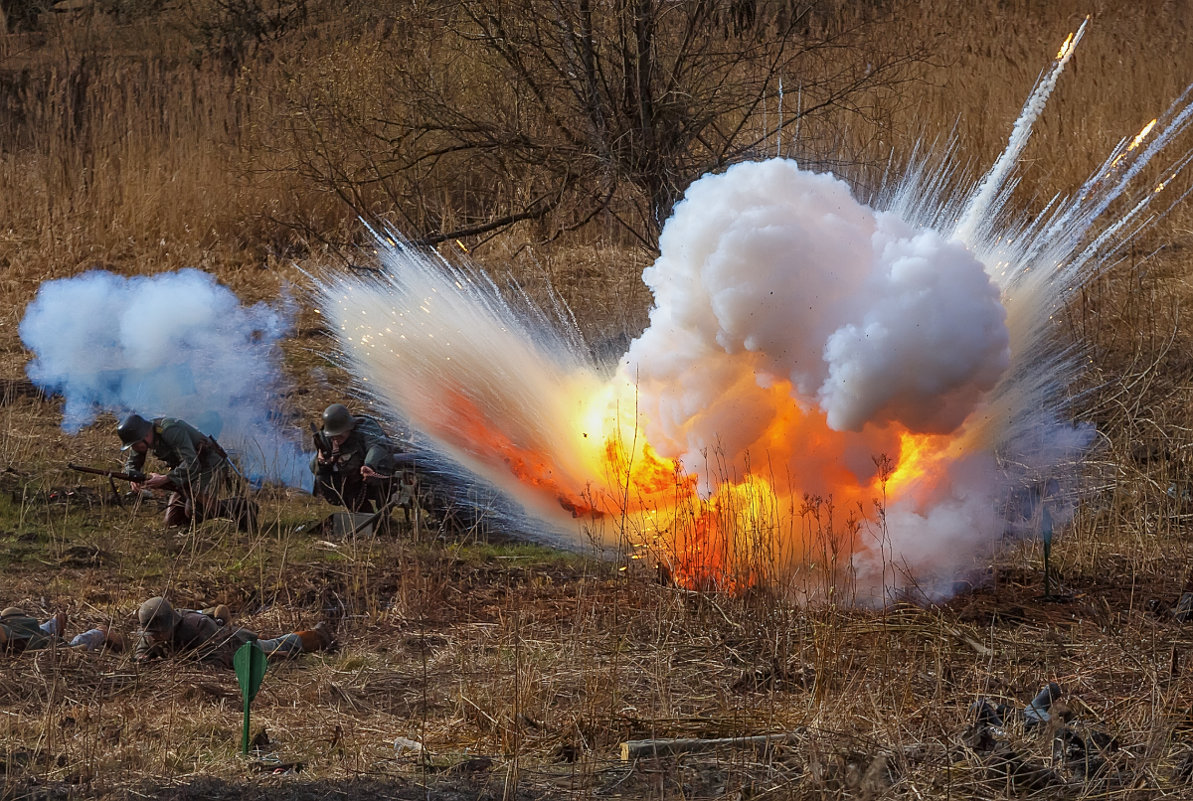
[1,607,124,654]
[134,597,333,667]
[310,403,396,514]
[117,414,258,532]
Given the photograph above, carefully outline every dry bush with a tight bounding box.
[270,0,935,252]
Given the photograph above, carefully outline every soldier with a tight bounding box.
[310,403,397,514]
[1,607,124,653]
[134,596,333,667]
[117,413,258,532]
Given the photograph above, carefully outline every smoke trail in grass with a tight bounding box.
[20,268,309,487]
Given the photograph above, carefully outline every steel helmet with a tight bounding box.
[138,596,181,633]
[118,414,153,450]
[0,607,23,619]
[322,404,355,437]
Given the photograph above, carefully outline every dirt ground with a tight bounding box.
[6,438,1193,801]
[5,288,1193,800]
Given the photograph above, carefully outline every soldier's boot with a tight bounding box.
[295,621,335,653]
[212,604,232,625]
[164,508,190,527]
[165,493,191,527]
[201,604,232,626]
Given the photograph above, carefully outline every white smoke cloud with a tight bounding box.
[20,268,309,487]
[855,452,1003,603]
[625,160,1010,481]
[820,222,1009,433]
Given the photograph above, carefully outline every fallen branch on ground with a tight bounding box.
[620,731,802,761]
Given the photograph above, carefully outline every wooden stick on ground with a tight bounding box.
[620,732,801,761]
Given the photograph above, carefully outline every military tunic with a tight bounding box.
[0,613,54,653]
[124,416,229,495]
[134,610,307,666]
[311,416,395,475]
[311,415,396,512]
[134,609,255,668]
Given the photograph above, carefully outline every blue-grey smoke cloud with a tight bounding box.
[20,268,309,487]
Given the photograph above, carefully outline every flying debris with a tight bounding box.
[320,22,1193,604]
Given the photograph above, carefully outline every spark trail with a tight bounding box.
[320,25,1193,603]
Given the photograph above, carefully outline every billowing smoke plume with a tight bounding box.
[619,161,1024,601]
[625,161,1010,477]
[21,269,308,486]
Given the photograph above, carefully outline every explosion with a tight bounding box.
[12,19,1171,604]
[317,19,1193,603]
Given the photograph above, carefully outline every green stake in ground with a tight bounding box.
[234,641,267,755]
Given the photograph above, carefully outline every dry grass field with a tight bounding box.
[6,1,1193,799]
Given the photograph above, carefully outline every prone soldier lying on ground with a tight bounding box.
[1,607,125,654]
[117,413,258,532]
[134,597,334,667]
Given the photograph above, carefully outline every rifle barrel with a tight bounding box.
[67,463,145,481]
[68,463,108,475]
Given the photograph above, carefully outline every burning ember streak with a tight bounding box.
[320,21,1193,602]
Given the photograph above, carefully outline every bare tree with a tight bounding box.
[279,0,928,250]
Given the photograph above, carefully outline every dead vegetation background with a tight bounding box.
[5,0,1193,798]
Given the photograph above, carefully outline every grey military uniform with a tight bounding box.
[311,415,397,513]
[123,416,256,530]
[310,415,395,476]
[124,417,229,494]
[135,609,314,667]
[134,609,255,668]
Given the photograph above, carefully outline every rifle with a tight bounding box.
[310,423,341,470]
[201,434,250,486]
[68,463,148,483]
[68,463,157,508]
